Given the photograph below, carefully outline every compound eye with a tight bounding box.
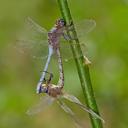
[55,19,66,26]
[60,20,65,26]
[41,84,48,93]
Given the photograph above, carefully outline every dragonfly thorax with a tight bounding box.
[48,19,66,49]
[47,84,63,97]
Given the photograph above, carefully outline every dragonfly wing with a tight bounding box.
[15,17,48,60]
[26,95,55,116]
[57,99,74,116]
[60,19,95,62]
[57,99,84,128]
[59,41,74,62]
[63,93,104,123]
[74,19,96,40]
[75,19,96,60]
[60,40,88,62]
[15,39,49,59]
[26,17,48,34]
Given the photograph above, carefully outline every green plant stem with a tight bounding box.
[57,0,103,128]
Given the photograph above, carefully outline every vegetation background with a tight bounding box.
[0,0,128,128]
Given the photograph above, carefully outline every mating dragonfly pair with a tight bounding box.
[16,17,104,127]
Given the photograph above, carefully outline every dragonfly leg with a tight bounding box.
[37,71,53,93]
[65,20,74,31]
[63,33,71,41]
[44,71,53,84]
[63,33,77,41]
[63,21,78,41]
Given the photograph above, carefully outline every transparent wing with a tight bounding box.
[75,19,96,41]
[63,93,105,123]
[57,99,84,128]
[15,17,48,59]
[15,18,95,64]
[60,41,88,62]
[26,17,48,34]
[59,19,96,62]
[15,18,95,61]
[26,95,54,115]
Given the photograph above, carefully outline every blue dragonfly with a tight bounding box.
[16,18,104,127]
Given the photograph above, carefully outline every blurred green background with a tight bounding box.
[0,0,128,128]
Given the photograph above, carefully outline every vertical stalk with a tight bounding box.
[57,0,103,128]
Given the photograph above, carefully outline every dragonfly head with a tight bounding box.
[40,84,48,93]
[55,19,66,27]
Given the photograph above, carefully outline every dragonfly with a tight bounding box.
[16,17,96,94]
[24,18,104,127]
[26,33,104,126]
[27,71,104,128]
